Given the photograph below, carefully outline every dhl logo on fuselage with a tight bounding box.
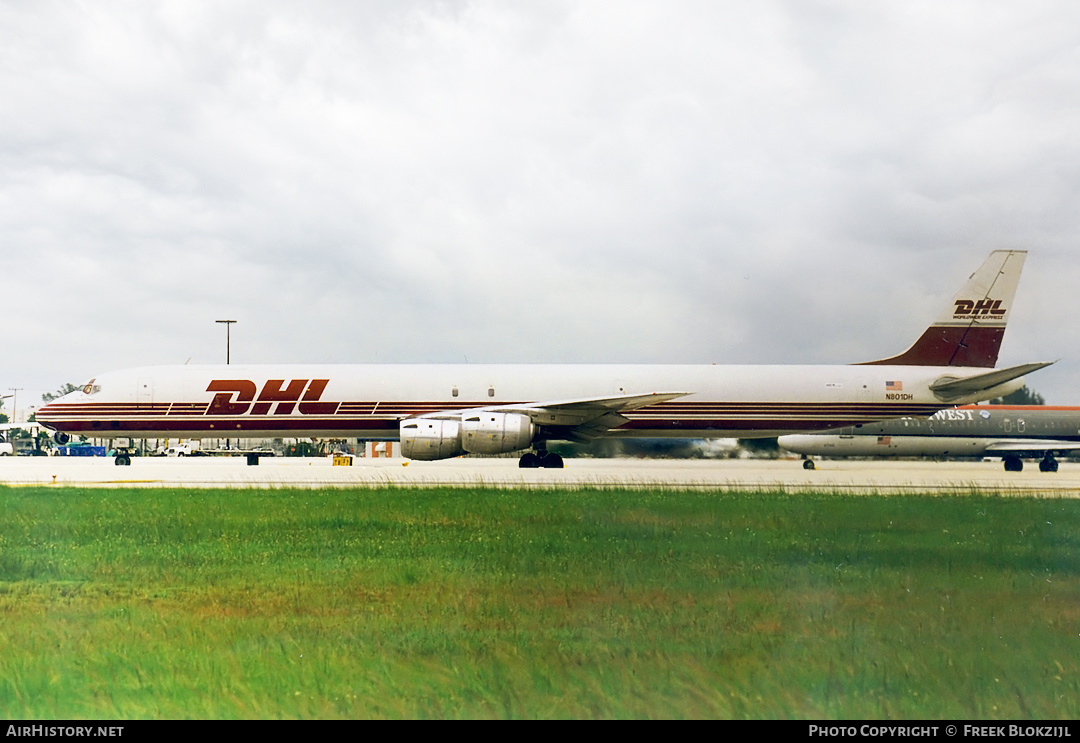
[953,299,1006,317]
[207,379,337,416]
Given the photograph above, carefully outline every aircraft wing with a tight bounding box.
[984,440,1080,457]
[929,361,1056,401]
[419,391,692,442]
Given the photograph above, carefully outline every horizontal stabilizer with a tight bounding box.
[930,361,1055,401]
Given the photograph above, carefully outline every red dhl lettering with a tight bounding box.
[206,379,336,415]
[251,379,307,415]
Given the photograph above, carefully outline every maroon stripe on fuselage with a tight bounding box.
[169,403,209,415]
[36,397,947,438]
[45,419,402,435]
[41,399,944,411]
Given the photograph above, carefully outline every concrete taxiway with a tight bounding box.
[0,456,1078,494]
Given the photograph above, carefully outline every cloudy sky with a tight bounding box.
[2,0,1079,416]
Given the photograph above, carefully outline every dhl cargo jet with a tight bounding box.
[37,250,1052,467]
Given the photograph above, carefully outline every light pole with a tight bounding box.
[8,388,22,425]
[216,320,237,364]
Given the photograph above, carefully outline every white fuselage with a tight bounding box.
[35,362,1024,442]
[779,405,1080,459]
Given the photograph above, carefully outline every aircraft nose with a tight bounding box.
[777,435,810,453]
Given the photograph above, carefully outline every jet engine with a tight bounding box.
[399,412,536,460]
[461,412,535,455]
[399,419,465,460]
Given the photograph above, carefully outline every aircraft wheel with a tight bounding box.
[53,432,70,445]
[1003,456,1023,472]
[802,459,816,470]
[519,452,540,468]
[114,454,131,466]
[540,452,564,469]
[1039,457,1059,473]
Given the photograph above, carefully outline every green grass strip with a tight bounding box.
[0,485,1077,719]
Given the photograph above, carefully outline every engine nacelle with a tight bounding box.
[399,418,465,460]
[462,412,535,455]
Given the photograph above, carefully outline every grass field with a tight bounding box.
[0,484,1077,719]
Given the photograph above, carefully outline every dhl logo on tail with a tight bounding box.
[953,299,1006,318]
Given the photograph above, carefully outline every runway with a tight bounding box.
[1,455,1078,494]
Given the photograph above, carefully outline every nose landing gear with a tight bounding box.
[112,437,135,466]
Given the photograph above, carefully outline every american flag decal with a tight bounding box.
[885,380,903,391]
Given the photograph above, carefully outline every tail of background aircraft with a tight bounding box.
[858,249,1026,368]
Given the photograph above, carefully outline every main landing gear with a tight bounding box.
[1039,455,1059,473]
[519,448,564,469]
[1002,454,1060,473]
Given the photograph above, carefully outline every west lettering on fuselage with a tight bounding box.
[779,405,1080,473]
[36,250,1052,468]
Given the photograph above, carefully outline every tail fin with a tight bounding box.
[858,249,1026,367]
